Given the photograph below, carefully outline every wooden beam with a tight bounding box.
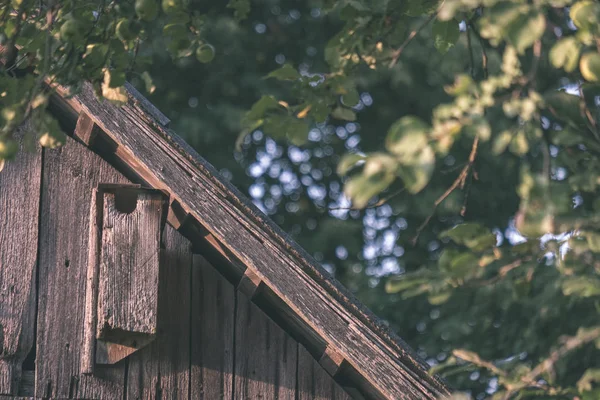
[237,268,264,299]
[55,83,450,400]
[319,346,345,377]
[74,112,100,146]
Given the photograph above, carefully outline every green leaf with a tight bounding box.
[492,130,513,155]
[397,145,435,193]
[428,290,452,305]
[331,107,357,121]
[341,88,360,107]
[141,72,156,94]
[506,11,546,54]
[228,0,251,21]
[285,119,309,146]
[440,223,497,252]
[438,249,480,279]
[466,116,491,141]
[337,153,366,176]
[584,231,600,253]
[578,369,600,393]
[580,52,600,82]
[266,64,300,81]
[385,277,430,294]
[562,276,600,298]
[444,75,475,96]
[549,37,582,73]
[385,116,430,159]
[101,72,128,105]
[432,19,460,54]
[246,96,284,121]
[570,1,600,34]
[344,170,395,208]
[37,113,66,149]
[545,91,588,129]
[104,69,126,88]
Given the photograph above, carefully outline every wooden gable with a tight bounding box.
[0,82,451,399]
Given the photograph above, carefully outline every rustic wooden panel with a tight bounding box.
[61,82,450,399]
[0,122,41,395]
[190,255,234,400]
[126,224,192,400]
[298,346,352,400]
[97,188,165,344]
[35,135,127,398]
[234,293,297,400]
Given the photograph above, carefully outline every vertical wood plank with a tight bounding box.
[189,255,234,400]
[126,224,192,400]
[297,346,352,400]
[0,122,41,395]
[35,136,127,398]
[234,293,297,400]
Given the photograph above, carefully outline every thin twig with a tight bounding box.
[389,12,437,68]
[473,25,488,79]
[521,40,542,86]
[412,136,480,244]
[578,84,599,142]
[503,326,600,398]
[466,24,475,78]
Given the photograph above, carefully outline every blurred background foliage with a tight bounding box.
[2,0,600,398]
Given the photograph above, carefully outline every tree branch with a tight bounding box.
[389,12,437,68]
[412,136,480,244]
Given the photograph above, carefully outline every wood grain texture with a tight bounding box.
[97,189,165,342]
[234,293,297,400]
[190,255,234,400]
[126,224,192,400]
[0,121,41,395]
[35,135,127,398]
[298,346,352,400]
[58,82,450,399]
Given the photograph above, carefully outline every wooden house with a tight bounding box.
[0,82,450,399]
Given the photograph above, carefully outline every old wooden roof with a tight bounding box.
[47,82,451,400]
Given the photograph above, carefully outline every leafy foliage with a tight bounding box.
[3,0,600,398]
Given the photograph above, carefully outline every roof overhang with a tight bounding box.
[47,82,450,400]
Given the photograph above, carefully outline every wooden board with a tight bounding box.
[59,83,450,399]
[126,224,192,399]
[97,189,165,345]
[234,293,297,400]
[297,346,352,400]
[35,135,127,398]
[190,255,234,400]
[0,121,42,395]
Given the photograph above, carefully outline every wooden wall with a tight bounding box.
[0,130,351,399]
